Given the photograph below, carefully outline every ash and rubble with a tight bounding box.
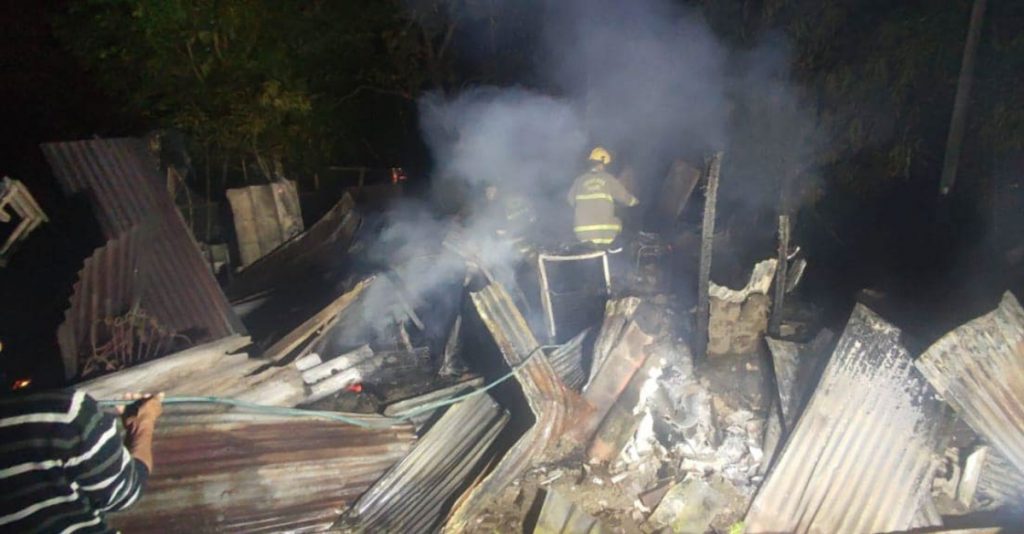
[19,135,1022,533]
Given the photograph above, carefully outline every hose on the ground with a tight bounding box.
[96,344,557,428]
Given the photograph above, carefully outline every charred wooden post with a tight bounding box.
[939,0,988,195]
[769,214,790,336]
[696,152,723,361]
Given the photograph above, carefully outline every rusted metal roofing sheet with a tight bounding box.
[107,404,416,533]
[56,228,143,378]
[339,392,509,532]
[445,282,590,531]
[974,448,1024,512]
[745,304,947,534]
[227,192,360,300]
[917,291,1024,475]
[41,138,244,378]
[545,329,589,391]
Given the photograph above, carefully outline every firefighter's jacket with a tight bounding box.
[494,193,536,253]
[567,170,638,245]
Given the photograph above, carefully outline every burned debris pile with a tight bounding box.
[34,136,1023,533]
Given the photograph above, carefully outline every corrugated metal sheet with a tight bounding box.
[227,193,360,300]
[446,282,590,532]
[545,329,589,391]
[745,304,947,533]
[79,335,309,408]
[533,490,605,534]
[383,377,486,430]
[974,447,1024,512]
[107,404,416,533]
[41,138,244,379]
[916,291,1024,475]
[56,228,143,378]
[765,329,834,430]
[339,393,509,532]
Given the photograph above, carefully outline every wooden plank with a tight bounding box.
[696,152,723,361]
[262,277,375,362]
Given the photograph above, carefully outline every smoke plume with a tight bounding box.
[342,0,824,347]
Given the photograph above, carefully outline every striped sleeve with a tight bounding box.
[63,395,149,512]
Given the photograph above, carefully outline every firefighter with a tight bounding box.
[567,146,638,248]
[485,184,536,255]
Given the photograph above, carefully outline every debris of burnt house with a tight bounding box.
[707,259,776,357]
[29,137,1024,534]
[746,305,948,533]
[916,291,1024,475]
[0,176,47,266]
[533,490,607,534]
[226,180,304,267]
[41,138,246,380]
[106,404,416,533]
[338,393,510,532]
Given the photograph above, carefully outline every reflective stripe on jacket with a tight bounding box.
[567,170,638,245]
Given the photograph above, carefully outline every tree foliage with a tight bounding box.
[57,0,1024,202]
[712,0,1024,195]
[58,0,317,178]
[56,0,528,184]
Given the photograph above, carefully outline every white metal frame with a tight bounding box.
[537,250,611,341]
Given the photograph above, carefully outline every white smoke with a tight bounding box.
[342,0,823,345]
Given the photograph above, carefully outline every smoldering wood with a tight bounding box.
[293,352,322,371]
[304,348,432,404]
[386,270,426,331]
[301,344,373,384]
[262,277,374,362]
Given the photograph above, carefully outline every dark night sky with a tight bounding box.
[0,0,130,386]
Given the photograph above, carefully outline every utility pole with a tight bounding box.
[940,0,988,195]
[696,152,723,361]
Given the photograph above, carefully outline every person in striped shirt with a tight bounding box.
[0,390,162,533]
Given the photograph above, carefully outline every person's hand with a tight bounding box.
[118,392,163,473]
[117,392,164,427]
[119,392,163,436]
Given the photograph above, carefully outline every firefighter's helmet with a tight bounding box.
[588,146,612,165]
